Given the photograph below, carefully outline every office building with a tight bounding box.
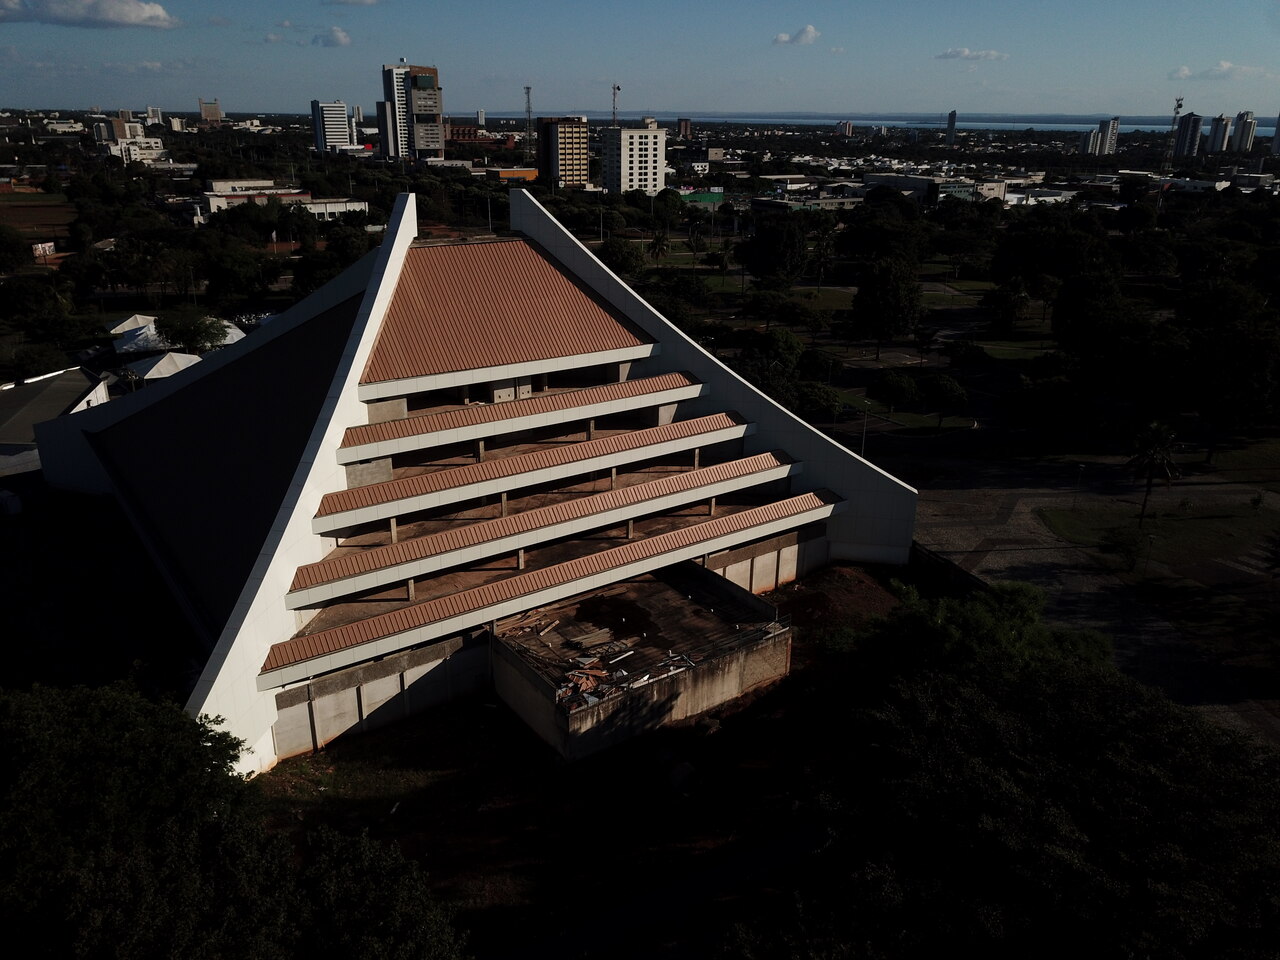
[378,61,444,160]
[1207,115,1232,154]
[1097,116,1119,155]
[1230,111,1256,153]
[536,116,590,188]
[602,118,666,196]
[198,98,224,125]
[1173,112,1202,159]
[476,109,485,128]
[946,110,957,146]
[37,190,916,771]
[311,100,353,153]
[677,118,692,139]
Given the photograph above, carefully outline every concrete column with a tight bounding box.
[610,467,617,490]
[616,361,631,382]
[517,548,526,570]
[709,496,717,517]
[407,578,416,602]
[390,516,399,543]
[587,418,595,441]
[461,383,470,404]
[476,438,485,462]
[500,491,508,517]
[627,519,635,540]
[693,447,701,469]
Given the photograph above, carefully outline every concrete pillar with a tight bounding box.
[693,447,701,469]
[617,361,631,382]
[709,496,717,517]
[500,491,508,516]
[610,467,617,490]
[627,519,635,540]
[407,578,416,602]
[461,384,470,404]
[390,516,399,543]
[517,548,526,570]
[476,438,485,462]
[587,418,595,441]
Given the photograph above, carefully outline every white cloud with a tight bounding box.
[774,24,820,46]
[101,57,191,73]
[830,46,845,54]
[264,33,284,43]
[0,0,177,28]
[312,25,351,47]
[936,47,1008,61]
[1168,60,1277,81]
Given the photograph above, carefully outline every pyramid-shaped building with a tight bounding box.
[39,191,916,772]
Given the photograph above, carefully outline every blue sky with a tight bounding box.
[2,0,1280,119]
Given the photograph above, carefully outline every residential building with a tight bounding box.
[1206,115,1232,154]
[602,118,666,196]
[1079,129,1100,155]
[37,190,916,772]
[311,100,353,153]
[378,61,444,160]
[1173,112,1202,159]
[145,106,163,124]
[1230,111,1257,153]
[536,116,590,188]
[1097,116,1119,155]
[836,121,855,137]
[677,118,692,139]
[945,110,957,146]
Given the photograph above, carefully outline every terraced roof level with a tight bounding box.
[289,451,798,602]
[264,489,841,677]
[314,412,751,528]
[362,239,651,384]
[338,371,701,461]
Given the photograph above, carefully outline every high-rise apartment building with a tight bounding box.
[1079,129,1100,155]
[602,118,666,196]
[1207,115,1232,154]
[836,120,855,137]
[145,106,163,125]
[1230,111,1256,153]
[312,100,353,153]
[536,116,590,188]
[1097,116,1119,155]
[1173,112,1202,159]
[378,61,445,160]
[677,118,692,139]
[945,110,957,146]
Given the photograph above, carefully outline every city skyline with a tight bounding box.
[2,1,1280,118]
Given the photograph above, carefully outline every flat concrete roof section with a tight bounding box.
[492,563,792,758]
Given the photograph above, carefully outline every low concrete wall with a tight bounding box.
[492,628,791,760]
[271,632,487,759]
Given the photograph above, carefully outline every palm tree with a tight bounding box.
[647,229,670,264]
[1128,422,1181,528]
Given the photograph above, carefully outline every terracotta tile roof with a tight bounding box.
[340,372,698,450]
[315,412,746,518]
[361,239,651,383]
[264,490,838,673]
[291,451,794,592]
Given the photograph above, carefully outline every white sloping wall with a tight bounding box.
[184,195,421,774]
[509,189,917,564]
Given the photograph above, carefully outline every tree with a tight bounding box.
[0,685,467,960]
[0,223,32,274]
[646,228,670,264]
[598,236,647,277]
[157,310,229,354]
[853,256,922,359]
[734,214,808,290]
[1128,422,1181,528]
[925,373,968,428]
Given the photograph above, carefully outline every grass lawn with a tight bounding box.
[977,340,1056,360]
[1038,502,1280,576]
[1198,437,1280,493]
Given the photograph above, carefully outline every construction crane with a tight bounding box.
[611,83,621,126]
[1161,96,1183,174]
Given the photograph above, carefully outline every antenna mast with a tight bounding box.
[611,83,621,126]
[524,85,533,165]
